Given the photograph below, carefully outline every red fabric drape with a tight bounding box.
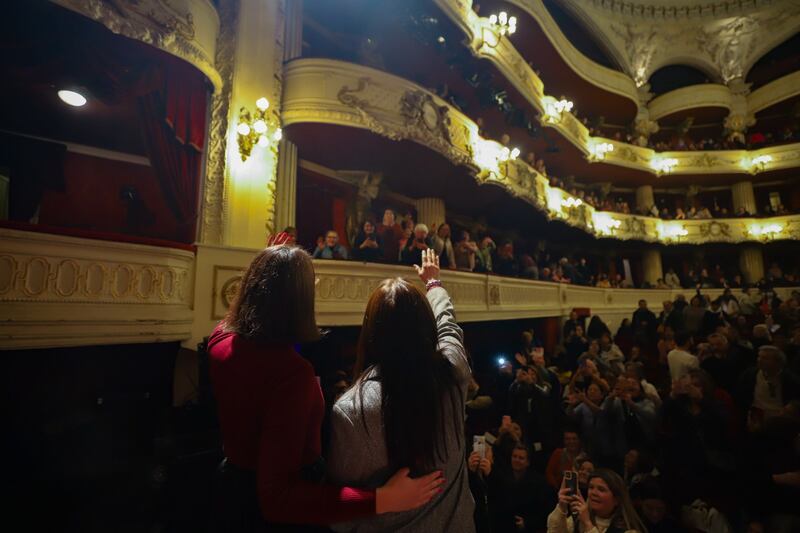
[138,59,207,242]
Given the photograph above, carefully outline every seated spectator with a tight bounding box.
[625,362,662,407]
[599,333,625,375]
[430,223,456,269]
[674,207,686,220]
[633,480,684,533]
[595,274,611,288]
[664,268,681,289]
[454,230,478,272]
[312,230,349,260]
[737,345,800,428]
[399,223,432,265]
[494,241,519,277]
[520,254,539,280]
[351,220,383,263]
[476,236,496,273]
[574,454,595,499]
[545,429,584,490]
[548,468,646,533]
[489,444,555,533]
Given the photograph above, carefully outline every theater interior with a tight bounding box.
[2,1,800,531]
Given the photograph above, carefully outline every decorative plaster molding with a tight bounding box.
[648,84,732,120]
[748,71,800,114]
[432,1,800,175]
[51,0,223,90]
[283,59,800,245]
[0,229,195,349]
[199,0,238,245]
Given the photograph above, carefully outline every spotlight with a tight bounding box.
[58,89,87,107]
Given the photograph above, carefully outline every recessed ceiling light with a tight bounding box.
[58,89,87,107]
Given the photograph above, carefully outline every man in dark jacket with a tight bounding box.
[632,300,658,345]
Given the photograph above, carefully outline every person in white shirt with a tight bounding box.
[664,268,681,289]
[667,331,699,381]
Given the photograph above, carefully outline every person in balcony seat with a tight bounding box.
[313,230,349,260]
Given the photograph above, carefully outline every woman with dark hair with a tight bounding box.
[327,248,475,531]
[352,220,384,263]
[208,245,443,531]
[549,468,646,532]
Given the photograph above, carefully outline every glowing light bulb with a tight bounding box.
[273,128,283,142]
[58,90,87,107]
[236,122,251,136]
[258,135,269,147]
[256,97,269,111]
[510,147,520,160]
[253,119,267,134]
[499,11,508,25]
[489,14,498,24]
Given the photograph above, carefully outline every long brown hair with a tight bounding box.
[354,277,460,472]
[588,469,647,532]
[224,245,319,343]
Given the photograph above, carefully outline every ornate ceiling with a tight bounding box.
[555,0,800,88]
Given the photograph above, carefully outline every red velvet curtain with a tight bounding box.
[138,58,208,242]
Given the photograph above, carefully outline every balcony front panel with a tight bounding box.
[1,229,194,349]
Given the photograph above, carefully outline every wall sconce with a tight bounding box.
[488,11,517,36]
[588,141,614,162]
[744,154,772,174]
[499,146,521,161]
[651,157,678,176]
[542,97,574,124]
[236,97,282,162]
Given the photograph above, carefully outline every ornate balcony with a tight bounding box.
[3,230,796,350]
[432,0,800,176]
[282,58,800,244]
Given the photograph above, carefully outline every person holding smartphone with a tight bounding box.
[327,248,475,531]
[549,469,645,533]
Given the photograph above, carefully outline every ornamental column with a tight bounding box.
[222,0,287,248]
[739,246,765,284]
[273,0,303,232]
[274,139,297,232]
[415,198,446,231]
[636,185,655,215]
[731,180,757,215]
[642,247,663,287]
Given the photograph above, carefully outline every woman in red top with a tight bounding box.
[208,244,443,530]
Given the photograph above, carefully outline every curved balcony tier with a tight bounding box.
[431,0,800,176]
[50,0,222,90]
[282,58,800,245]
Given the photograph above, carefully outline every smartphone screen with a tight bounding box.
[564,471,578,495]
[473,435,486,459]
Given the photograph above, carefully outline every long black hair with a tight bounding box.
[354,277,460,472]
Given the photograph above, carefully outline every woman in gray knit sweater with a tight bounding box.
[327,248,475,532]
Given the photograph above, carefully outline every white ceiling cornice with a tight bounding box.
[556,0,800,86]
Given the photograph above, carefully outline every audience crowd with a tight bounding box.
[295,210,799,292]
[316,272,800,532]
